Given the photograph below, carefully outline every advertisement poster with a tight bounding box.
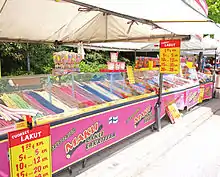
[50,97,158,173]
[8,124,51,177]
[203,82,213,100]
[199,86,205,103]
[159,40,181,74]
[186,87,200,109]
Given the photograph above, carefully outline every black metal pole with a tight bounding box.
[212,50,217,98]
[155,73,162,131]
[27,43,30,72]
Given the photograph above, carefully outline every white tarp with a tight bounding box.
[75,35,218,51]
[0,0,187,43]
[77,0,209,22]
[78,0,220,35]
[140,36,218,51]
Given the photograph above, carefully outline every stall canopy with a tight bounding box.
[0,0,189,44]
[70,35,218,52]
[77,0,220,35]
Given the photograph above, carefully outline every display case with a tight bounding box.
[0,68,213,176]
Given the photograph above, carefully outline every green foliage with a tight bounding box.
[207,0,220,23]
[0,43,55,76]
[0,42,132,76]
[79,61,107,73]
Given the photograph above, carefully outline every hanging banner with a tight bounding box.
[159,40,181,74]
[8,124,52,177]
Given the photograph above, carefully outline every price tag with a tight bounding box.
[126,66,135,84]
[160,40,181,74]
[8,124,52,177]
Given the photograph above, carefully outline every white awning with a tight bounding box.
[77,0,220,35]
[77,0,209,22]
[0,0,187,43]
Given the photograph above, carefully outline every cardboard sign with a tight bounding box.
[160,40,181,74]
[166,103,181,124]
[8,124,52,177]
[199,87,205,103]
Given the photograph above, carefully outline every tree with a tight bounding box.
[207,0,220,23]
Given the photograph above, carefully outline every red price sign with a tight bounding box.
[159,40,181,74]
[8,124,51,177]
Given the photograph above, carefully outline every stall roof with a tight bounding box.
[69,36,218,52]
[0,0,189,44]
[77,0,220,35]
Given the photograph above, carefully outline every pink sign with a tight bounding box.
[51,97,158,173]
[186,86,200,109]
[203,82,213,100]
[0,86,207,176]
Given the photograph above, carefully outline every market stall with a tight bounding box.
[0,0,219,176]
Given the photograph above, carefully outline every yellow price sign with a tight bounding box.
[199,87,204,103]
[160,40,181,74]
[126,66,135,84]
[8,124,52,177]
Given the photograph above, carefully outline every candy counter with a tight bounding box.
[0,70,210,176]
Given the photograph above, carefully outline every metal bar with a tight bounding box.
[155,73,163,131]
[0,34,189,44]
[213,50,217,98]
[63,0,157,27]
[153,20,210,23]
[26,43,30,72]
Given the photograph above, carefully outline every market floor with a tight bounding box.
[58,99,220,177]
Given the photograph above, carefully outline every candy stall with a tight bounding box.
[0,52,213,176]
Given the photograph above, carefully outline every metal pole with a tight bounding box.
[155,73,162,131]
[47,75,52,103]
[212,50,217,98]
[71,73,75,98]
[27,43,30,72]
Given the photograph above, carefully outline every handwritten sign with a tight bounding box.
[127,66,135,84]
[160,40,181,74]
[8,124,51,177]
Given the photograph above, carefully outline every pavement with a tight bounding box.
[57,99,220,177]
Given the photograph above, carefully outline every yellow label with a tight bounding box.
[199,87,204,103]
[160,47,180,74]
[149,61,153,70]
[186,61,193,68]
[16,121,28,130]
[127,66,135,84]
[167,103,181,119]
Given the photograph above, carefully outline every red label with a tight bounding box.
[8,124,50,148]
[160,40,181,48]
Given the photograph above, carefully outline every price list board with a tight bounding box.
[159,40,181,74]
[8,124,52,177]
